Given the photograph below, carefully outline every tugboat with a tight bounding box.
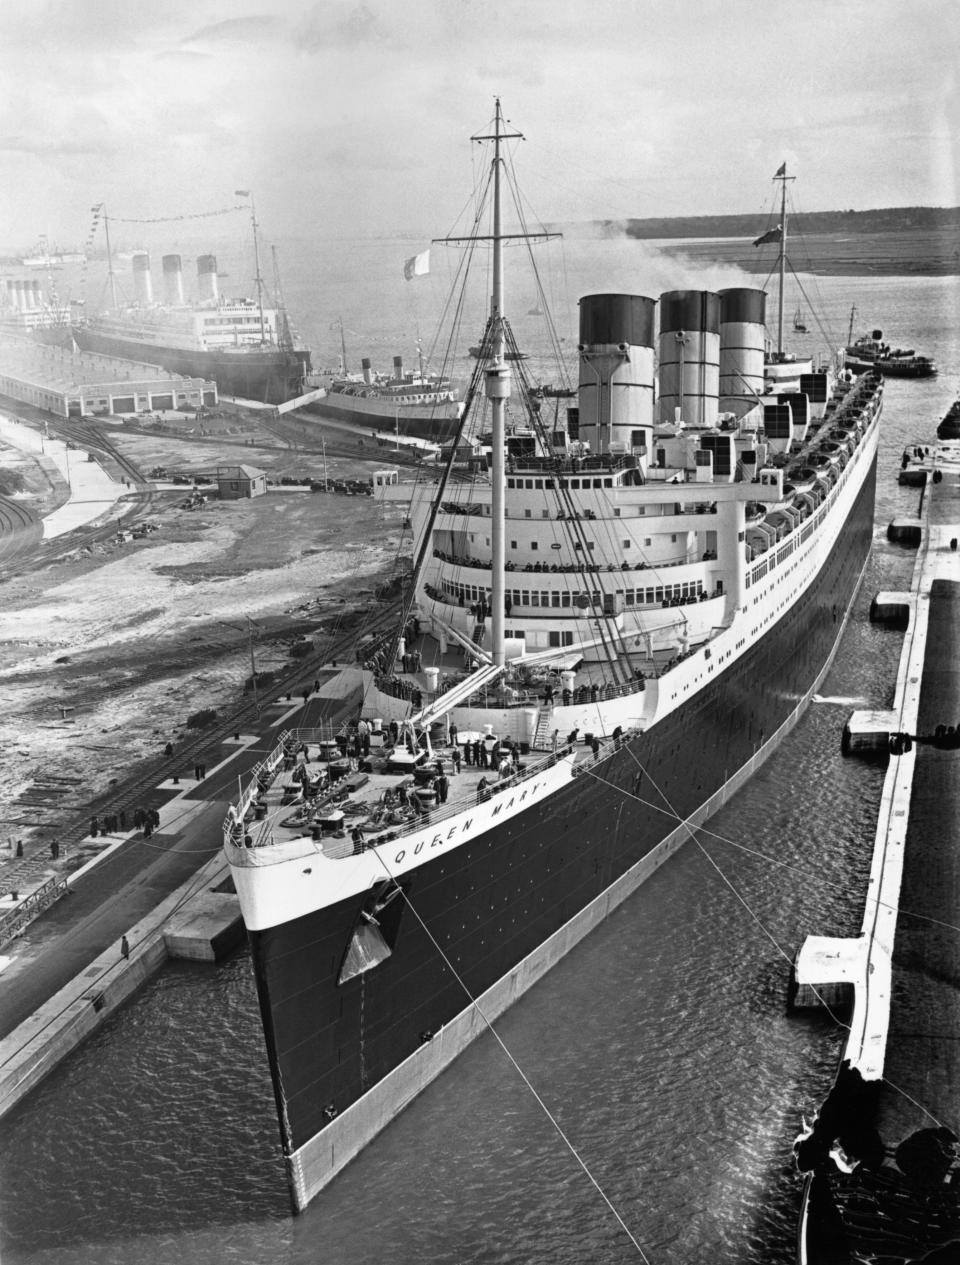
[843,308,937,378]
[224,106,885,1215]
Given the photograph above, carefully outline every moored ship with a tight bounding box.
[305,332,462,440]
[71,204,311,404]
[224,108,885,1214]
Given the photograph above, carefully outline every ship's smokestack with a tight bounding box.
[362,357,373,385]
[162,254,185,305]
[197,254,219,303]
[393,355,403,380]
[577,293,656,455]
[658,290,720,427]
[132,253,153,306]
[31,280,43,310]
[718,288,766,418]
[5,281,16,311]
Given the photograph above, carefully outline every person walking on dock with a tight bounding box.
[120,935,130,959]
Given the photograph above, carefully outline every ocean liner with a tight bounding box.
[72,205,311,404]
[224,106,884,1213]
[305,330,462,439]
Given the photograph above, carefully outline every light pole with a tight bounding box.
[219,617,261,713]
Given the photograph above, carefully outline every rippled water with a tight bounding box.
[0,261,956,1264]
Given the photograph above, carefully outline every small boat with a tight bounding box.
[793,307,808,333]
[842,308,937,378]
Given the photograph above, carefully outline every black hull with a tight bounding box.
[845,356,936,379]
[72,327,311,405]
[246,451,878,1200]
[302,397,461,441]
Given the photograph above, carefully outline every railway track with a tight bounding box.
[0,403,162,582]
[44,597,402,856]
[0,496,42,562]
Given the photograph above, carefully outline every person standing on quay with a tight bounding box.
[120,935,130,959]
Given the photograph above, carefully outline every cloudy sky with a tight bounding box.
[1,0,957,251]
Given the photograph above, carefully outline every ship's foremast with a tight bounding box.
[477,101,523,667]
[774,164,794,358]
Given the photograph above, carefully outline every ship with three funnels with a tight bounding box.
[71,201,311,404]
[224,109,884,1213]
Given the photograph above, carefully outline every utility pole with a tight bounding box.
[247,616,259,714]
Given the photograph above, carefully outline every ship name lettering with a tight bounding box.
[461,818,473,832]
[430,834,444,849]
[394,850,406,863]
[446,826,459,840]
[414,841,425,855]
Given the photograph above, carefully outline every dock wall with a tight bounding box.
[0,853,237,1121]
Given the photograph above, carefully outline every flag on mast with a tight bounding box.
[752,224,783,247]
[403,249,430,280]
[774,163,787,177]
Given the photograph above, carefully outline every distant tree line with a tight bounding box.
[601,206,960,240]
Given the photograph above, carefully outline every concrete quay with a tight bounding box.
[795,439,960,1259]
[796,439,960,1079]
[0,683,363,1123]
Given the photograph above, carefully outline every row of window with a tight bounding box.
[441,579,704,608]
[201,316,271,327]
[506,476,619,490]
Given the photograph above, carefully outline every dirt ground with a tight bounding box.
[0,415,416,854]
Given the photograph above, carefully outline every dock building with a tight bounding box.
[0,332,217,418]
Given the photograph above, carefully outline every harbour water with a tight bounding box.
[1,245,958,1263]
